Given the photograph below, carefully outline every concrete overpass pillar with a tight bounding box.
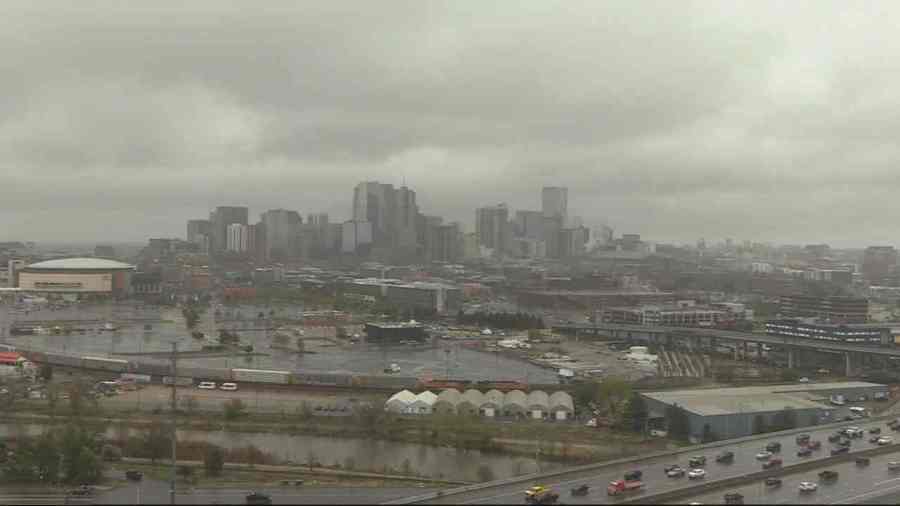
[788,348,795,369]
[845,352,853,378]
[756,343,762,360]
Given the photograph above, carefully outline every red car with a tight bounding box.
[807,440,821,450]
[762,458,783,470]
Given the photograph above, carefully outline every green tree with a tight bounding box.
[620,392,649,433]
[143,420,171,464]
[32,432,60,483]
[70,446,103,484]
[204,445,225,477]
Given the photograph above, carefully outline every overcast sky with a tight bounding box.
[4,1,900,246]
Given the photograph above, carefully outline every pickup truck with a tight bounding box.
[765,442,781,452]
[716,451,734,463]
[624,470,643,481]
[796,434,810,444]
[688,456,706,467]
[765,477,782,488]
[607,480,643,496]
[246,492,273,506]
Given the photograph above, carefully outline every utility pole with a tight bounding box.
[170,341,177,505]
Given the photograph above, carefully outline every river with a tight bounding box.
[0,422,564,483]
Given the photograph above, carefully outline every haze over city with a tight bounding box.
[3,1,900,246]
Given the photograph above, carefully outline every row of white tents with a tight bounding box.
[385,388,574,420]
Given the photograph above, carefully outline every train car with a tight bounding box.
[420,379,471,391]
[162,376,193,386]
[137,362,172,377]
[81,356,129,373]
[232,368,290,384]
[478,380,528,393]
[46,353,84,369]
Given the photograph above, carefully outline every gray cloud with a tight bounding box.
[1,1,899,246]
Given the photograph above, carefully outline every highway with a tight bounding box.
[667,447,900,504]
[558,323,900,358]
[401,416,900,505]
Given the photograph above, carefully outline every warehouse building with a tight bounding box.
[342,278,462,314]
[364,322,428,343]
[643,382,888,441]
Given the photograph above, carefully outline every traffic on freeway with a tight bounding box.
[413,416,900,505]
[671,446,900,504]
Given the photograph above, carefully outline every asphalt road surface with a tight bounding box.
[414,417,900,505]
[670,447,900,504]
[95,478,433,505]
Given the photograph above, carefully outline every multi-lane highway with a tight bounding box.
[669,448,900,504]
[402,416,900,505]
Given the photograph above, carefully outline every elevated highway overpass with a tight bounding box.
[552,323,900,377]
[385,413,900,505]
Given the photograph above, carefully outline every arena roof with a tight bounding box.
[25,258,134,271]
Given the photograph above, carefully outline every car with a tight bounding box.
[219,382,238,391]
[799,481,818,493]
[870,427,882,434]
[688,468,706,480]
[688,456,706,467]
[246,491,272,505]
[761,458,782,470]
[765,477,782,487]
[765,442,781,452]
[828,434,842,443]
[870,435,882,444]
[755,450,773,460]
[856,457,871,466]
[819,470,839,482]
[197,381,216,390]
[716,451,734,463]
[623,470,642,481]
[125,470,143,481]
[724,492,744,504]
[666,466,686,478]
[525,486,547,498]
[797,447,812,457]
[831,446,850,455]
[799,377,810,383]
[889,461,900,471]
[795,434,810,444]
[879,436,894,445]
[807,440,822,450]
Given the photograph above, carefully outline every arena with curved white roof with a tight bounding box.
[17,257,135,298]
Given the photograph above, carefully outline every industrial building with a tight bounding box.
[643,382,889,441]
[364,322,427,343]
[16,258,135,299]
[765,320,900,346]
[779,294,869,324]
[342,278,462,314]
[603,302,728,327]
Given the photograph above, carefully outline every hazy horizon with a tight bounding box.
[5,2,900,246]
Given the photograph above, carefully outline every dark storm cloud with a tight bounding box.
[2,1,900,244]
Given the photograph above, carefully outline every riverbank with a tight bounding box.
[0,402,671,465]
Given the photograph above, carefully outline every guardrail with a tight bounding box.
[383,413,900,504]
[620,442,900,504]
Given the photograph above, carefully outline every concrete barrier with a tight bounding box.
[384,413,900,504]
[620,442,900,504]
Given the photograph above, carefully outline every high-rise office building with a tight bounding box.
[226,223,251,253]
[863,246,898,284]
[542,187,568,220]
[210,206,249,254]
[261,209,302,261]
[514,210,544,240]
[542,215,562,258]
[352,181,419,256]
[342,220,374,254]
[476,204,511,257]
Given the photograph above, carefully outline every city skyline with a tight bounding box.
[7,2,900,247]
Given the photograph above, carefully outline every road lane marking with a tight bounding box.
[837,482,900,504]
[875,476,900,487]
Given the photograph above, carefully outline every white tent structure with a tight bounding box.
[385,389,417,413]
[409,390,438,414]
[527,390,550,419]
[481,389,505,417]
[549,391,574,420]
[433,388,462,415]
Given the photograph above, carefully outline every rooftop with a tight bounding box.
[644,382,886,417]
[25,258,134,271]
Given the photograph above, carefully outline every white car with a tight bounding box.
[219,382,238,391]
[687,469,706,480]
[799,377,810,383]
[197,381,216,390]
[879,436,894,445]
[755,450,773,460]
[799,481,818,492]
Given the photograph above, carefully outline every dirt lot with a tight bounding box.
[104,384,387,414]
